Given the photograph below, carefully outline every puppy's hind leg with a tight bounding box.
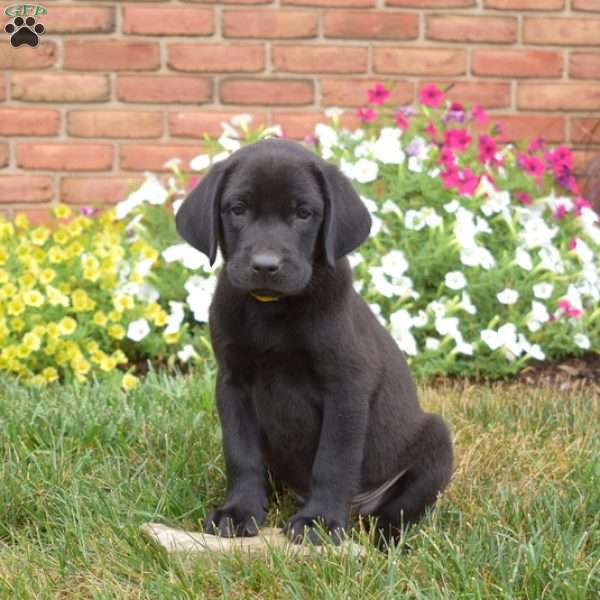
[368,414,453,549]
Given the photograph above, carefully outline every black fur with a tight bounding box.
[176,138,453,546]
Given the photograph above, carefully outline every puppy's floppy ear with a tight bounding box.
[175,161,225,266]
[318,161,372,268]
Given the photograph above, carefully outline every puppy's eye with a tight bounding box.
[230,204,247,216]
[296,207,312,220]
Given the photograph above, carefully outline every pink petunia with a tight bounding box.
[568,236,578,250]
[553,204,568,220]
[442,167,479,196]
[425,121,438,139]
[518,153,545,183]
[514,191,532,206]
[573,196,592,216]
[528,137,546,153]
[356,106,377,123]
[478,135,498,164]
[440,147,457,169]
[472,105,487,125]
[444,128,472,152]
[367,83,391,105]
[419,84,444,108]
[558,299,582,319]
[395,111,409,129]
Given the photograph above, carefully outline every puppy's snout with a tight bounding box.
[251,252,282,276]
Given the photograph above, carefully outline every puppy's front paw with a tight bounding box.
[203,505,265,537]
[283,512,346,545]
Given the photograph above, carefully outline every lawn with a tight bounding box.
[0,368,598,599]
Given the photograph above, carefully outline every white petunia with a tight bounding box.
[315,123,338,149]
[165,301,186,335]
[459,245,496,270]
[573,238,595,264]
[428,300,447,319]
[369,303,387,327]
[211,151,230,163]
[324,107,344,120]
[339,158,355,179]
[190,154,211,171]
[116,175,168,219]
[458,291,477,315]
[353,159,379,183]
[127,318,150,342]
[444,200,459,214]
[533,282,554,300]
[412,310,428,328]
[435,316,459,337]
[422,207,442,228]
[381,199,402,216]
[162,243,210,271]
[177,344,198,363]
[538,245,564,274]
[348,253,363,269]
[380,250,408,277]
[185,275,217,323]
[373,129,405,165]
[574,333,590,350]
[497,288,519,305]
[407,155,424,173]
[353,280,364,294]
[230,113,253,128]
[404,209,426,231]
[520,217,558,249]
[515,247,533,271]
[527,300,550,332]
[425,337,440,351]
[481,329,501,351]
[172,198,184,215]
[444,271,467,290]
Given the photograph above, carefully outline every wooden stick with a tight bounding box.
[140,522,367,558]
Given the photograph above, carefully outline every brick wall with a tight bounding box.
[1,0,600,217]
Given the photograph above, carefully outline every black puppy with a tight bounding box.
[176,138,453,546]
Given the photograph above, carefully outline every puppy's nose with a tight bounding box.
[251,252,282,275]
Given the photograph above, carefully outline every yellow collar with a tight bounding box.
[251,293,280,302]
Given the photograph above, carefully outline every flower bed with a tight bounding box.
[1,85,598,386]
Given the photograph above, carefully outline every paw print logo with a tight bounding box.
[5,15,45,48]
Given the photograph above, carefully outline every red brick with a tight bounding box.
[0,176,54,203]
[0,41,56,69]
[14,209,53,225]
[427,15,517,43]
[168,43,264,72]
[386,0,474,5]
[570,52,600,80]
[11,73,110,102]
[16,143,113,171]
[217,0,274,3]
[421,80,511,108]
[169,111,268,138]
[223,10,317,38]
[0,74,4,101]
[484,0,564,9]
[272,111,327,139]
[571,119,600,144]
[42,6,115,33]
[374,47,465,75]
[321,78,414,106]
[0,108,61,136]
[68,111,163,138]
[120,144,205,172]
[283,0,375,5]
[117,75,212,104]
[60,177,144,205]
[323,11,418,39]
[524,18,600,45]
[573,0,600,10]
[474,114,565,143]
[272,45,367,73]
[220,79,314,105]
[472,49,562,78]
[64,40,160,70]
[518,83,600,111]
[0,144,7,168]
[123,6,213,35]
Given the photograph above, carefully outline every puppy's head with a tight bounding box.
[176,138,371,298]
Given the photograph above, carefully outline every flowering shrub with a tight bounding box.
[1,87,598,385]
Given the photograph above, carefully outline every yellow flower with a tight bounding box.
[17,344,31,359]
[163,331,180,344]
[10,317,25,332]
[0,247,7,265]
[48,246,66,264]
[30,374,47,386]
[85,340,100,354]
[112,349,128,365]
[121,373,140,391]
[24,289,44,307]
[63,341,79,360]
[113,294,134,312]
[108,310,122,322]
[108,324,125,340]
[32,324,46,337]
[66,241,84,258]
[47,323,59,338]
[72,289,95,312]
[23,332,41,352]
[47,285,70,307]
[31,226,50,246]
[52,229,70,245]
[0,319,8,340]
[0,268,8,283]
[57,317,77,336]
[19,273,36,289]
[44,338,59,356]
[0,283,17,300]
[14,214,29,229]
[100,355,117,371]
[0,222,14,239]
[93,311,108,327]
[42,367,59,383]
[83,266,100,282]
[53,203,72,219]
[7,298,25,316]
[71,355,91,375]
[39,268,56,285]
[67,220,83,237]
[82,255,99,270]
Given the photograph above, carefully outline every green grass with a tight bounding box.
[0,368,598,599]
